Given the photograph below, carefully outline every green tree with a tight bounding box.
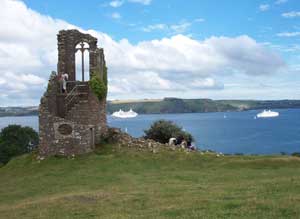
[144,120,193,145]
[0,125,38,165]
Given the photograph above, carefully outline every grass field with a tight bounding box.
[1,144,300,218]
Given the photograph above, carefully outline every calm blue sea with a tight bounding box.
[1,109,300,155]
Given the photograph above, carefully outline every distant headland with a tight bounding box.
[1,98,300,117]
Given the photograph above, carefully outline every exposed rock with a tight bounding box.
[104,127,195,153]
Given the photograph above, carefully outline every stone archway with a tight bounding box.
[57,29,98,82]
[75,41,90,81]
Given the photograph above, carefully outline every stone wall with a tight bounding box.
[65,87,107,143]
[57,29,99,81]
[104,128,196,154]
[39,110,94,156]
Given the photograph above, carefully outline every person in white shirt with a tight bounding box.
[61,73,69,93]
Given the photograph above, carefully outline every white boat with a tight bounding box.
[111,109,138,118]
[256,110,279,118]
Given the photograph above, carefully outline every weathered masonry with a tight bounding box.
[39,29,108,156]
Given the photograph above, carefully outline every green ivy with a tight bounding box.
[103,66,108,87]
[90,70,107,100]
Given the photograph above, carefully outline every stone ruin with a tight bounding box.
[38,29,107,157]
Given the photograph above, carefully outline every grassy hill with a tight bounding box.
[107,98,237,114]
[107,98,300,114]
[1,144,300,218]
[1,99,300,117]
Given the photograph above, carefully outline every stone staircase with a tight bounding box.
[65,99,91,122]
[65,82,89,116]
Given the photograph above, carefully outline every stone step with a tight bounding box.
[65,100,91,119]
[65,92,90,115]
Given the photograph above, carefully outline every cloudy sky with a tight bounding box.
[0,0,300,106]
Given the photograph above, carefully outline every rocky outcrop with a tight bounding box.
[104,128,194,153]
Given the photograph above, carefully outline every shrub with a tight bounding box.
[292,152,300,157]
[144,120,193,145]
[234,153,244,156]
[90,72,107,100]
[0,125,38,165]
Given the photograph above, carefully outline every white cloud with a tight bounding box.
[0,0,75,105]
[108,0,151,7]
[128,0,152,5]
[275,0,288,4]
[142,24,167,32]
[109,0,124,7]
[170,22,191,34]
[142,18,204,34]
[19,73,46,85]
[194,18,205,23]
[259,4,270,11]
[282,11,300,18]
[0,0,287,105]
[109,71,175,94]
[190,78,224,90]
[262,42,300,53]
[90,34,285,99]
[0,72,46,94]
[277,32,300,37]
[111,12,121,19]
[142,21,191,34]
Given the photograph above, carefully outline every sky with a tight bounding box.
[0,0,300,106]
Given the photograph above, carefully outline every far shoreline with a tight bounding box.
[2,98,300,117]
[1,106,300,118]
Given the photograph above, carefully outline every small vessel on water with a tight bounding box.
[256,110,279,118]
[111,109,138,118]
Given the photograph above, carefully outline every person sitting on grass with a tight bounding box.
[168,137,177,146]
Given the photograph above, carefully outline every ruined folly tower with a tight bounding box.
[39,29,107,156]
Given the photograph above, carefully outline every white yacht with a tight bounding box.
[256,110,279,118]
[111,109,138,118]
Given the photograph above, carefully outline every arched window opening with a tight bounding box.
[75,42,90,81]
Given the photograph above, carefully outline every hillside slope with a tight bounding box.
[107,98,237,114]
[1,144,300,218]
[2,99,300,117]
[107,98,300,114]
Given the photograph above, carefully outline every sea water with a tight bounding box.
[0,109,300,155]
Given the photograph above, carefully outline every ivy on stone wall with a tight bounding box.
[90,70,107,100]
[103,66,108,87]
